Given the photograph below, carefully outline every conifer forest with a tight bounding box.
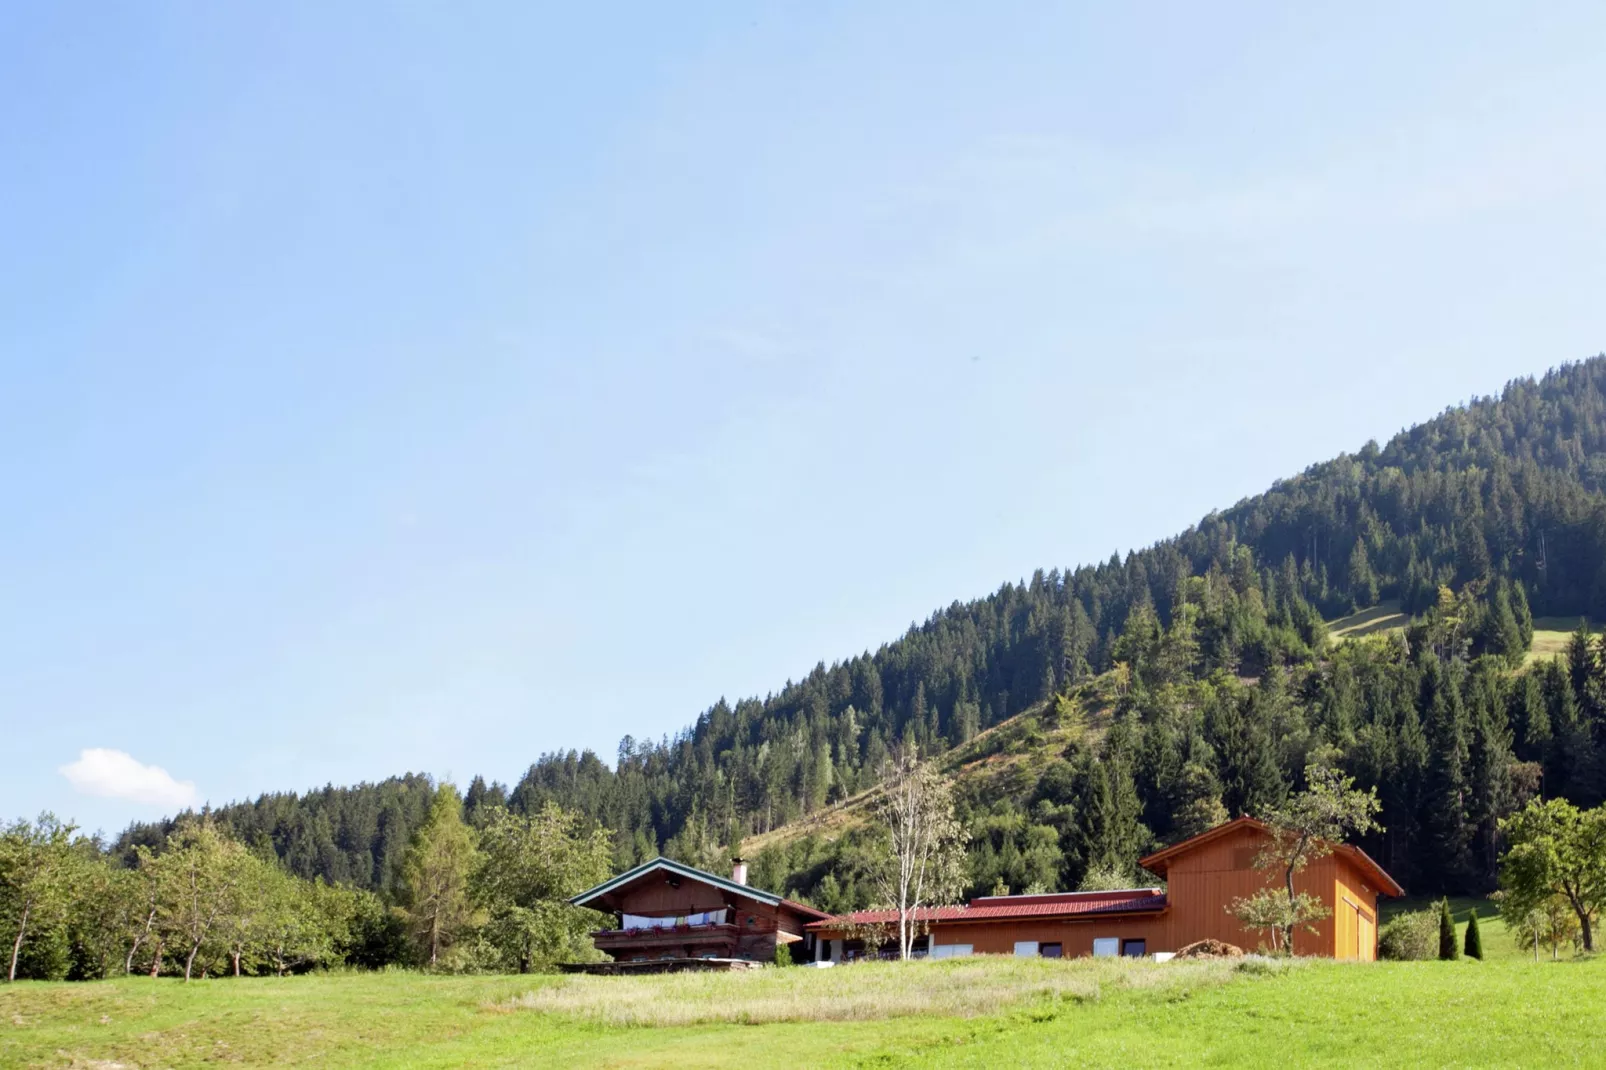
[27,356,1606,975]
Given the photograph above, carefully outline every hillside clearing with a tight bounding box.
[740,695,1106,856]
[1526,616,1598,665]
[1325,605,1592,670]
[1326,600,1407,642]
[4,954,1603,1068]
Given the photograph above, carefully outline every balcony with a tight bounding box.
[590,922,742,959]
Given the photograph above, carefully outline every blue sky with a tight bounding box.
[3,3,1603,836]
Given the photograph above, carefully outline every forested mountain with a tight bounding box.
[122,357,1606,903]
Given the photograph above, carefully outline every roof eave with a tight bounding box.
[568,857,785,910]
[1338,845,1407,898]
[1138,816,1265,876]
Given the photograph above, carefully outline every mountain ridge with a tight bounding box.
[120,355,1606,909]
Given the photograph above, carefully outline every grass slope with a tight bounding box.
[741,695,1102,856]
[5,954,1603,1068]
[1326,600,1408,642]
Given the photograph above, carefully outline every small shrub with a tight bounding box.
[1438,899,1460,961]
[1464,909,1484,960]
[1379,910,1438,961]
[772,942,794,968]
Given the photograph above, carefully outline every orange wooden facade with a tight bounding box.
[1141,820,1394,958]
[811,818,1402,960]
[912,910,1171,959]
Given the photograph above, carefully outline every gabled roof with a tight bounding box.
[1138,816,1406,897]
[808,888,1166,930]
[568,857,832,920]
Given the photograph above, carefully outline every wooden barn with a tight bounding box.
[567,857,831,972]
[808,816,1404,962]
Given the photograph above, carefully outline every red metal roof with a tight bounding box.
[811,905,970,928]
[807,889,1165,930]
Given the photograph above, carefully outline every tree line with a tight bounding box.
[1,784,612,982]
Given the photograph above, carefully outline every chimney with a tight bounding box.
[731,857,749,886]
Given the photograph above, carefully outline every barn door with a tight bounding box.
[1357,907,1375,961]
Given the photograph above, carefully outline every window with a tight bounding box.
[1039,943,1062,958]
[930,944,973,960]
[1122,939,1147,958]
[1092,938,1119,957]
[1013,940,1039,957]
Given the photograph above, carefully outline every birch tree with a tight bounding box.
[0,814,78,983]
[872,747,965,961]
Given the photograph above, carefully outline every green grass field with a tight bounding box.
[5,924,1601,1070]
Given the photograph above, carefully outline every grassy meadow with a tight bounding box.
[5,911,1602,1070]
[1327,600,1409,643]
[1525,616,1598,665]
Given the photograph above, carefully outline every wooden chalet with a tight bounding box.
[808,816,1404,962]
[567,856,831,972]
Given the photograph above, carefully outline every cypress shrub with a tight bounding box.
[1438,899,1460,960]
[1464,908,1484,960]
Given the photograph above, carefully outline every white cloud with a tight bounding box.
[59,749,199,810]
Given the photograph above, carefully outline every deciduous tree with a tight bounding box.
[154,821,253,982]
[1230,764,1381,954]
[473,803,613,972]
[1498,797,1606,952]
[872,746,966,961]
[0,814,79,982]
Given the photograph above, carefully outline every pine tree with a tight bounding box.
[1348,540,1379,610]
[1510,671,1550,762]
[1438,898,1460,960]
[1512,582,1535,650]
[1566,622,1597,719]
[1487,582,1524,664]
[1464,664,1515,887]
[1074,739,1147,882]
[1209,686,1286,818]
[1464,908,1484,960]
[1421,660,1474,891]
